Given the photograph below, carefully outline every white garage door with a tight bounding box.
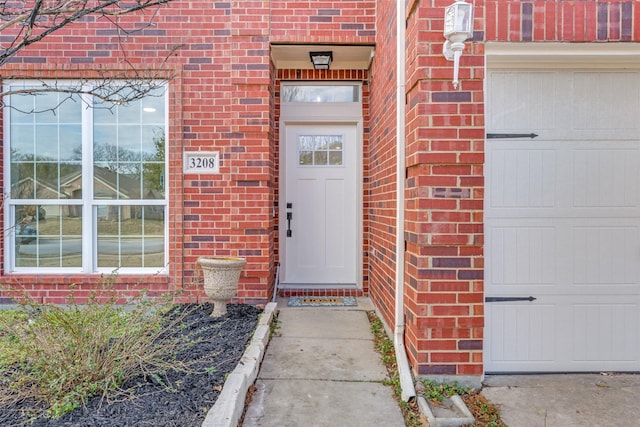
[485,69,640,372]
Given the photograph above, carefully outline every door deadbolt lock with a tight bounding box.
[286,211,292,237]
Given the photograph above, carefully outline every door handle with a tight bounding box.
[286,211,292,237]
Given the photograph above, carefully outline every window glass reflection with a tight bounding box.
[282,85,359,103]
[97,205,165,268]
[297,135,344,167]
[14,204,82,268]
[7,84,166,272]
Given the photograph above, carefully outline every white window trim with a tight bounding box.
[3,80,169,275]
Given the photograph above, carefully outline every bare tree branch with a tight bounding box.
[0,0,181,107]
[1,0,177,67]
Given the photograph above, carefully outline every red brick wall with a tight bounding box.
[1,2,276,304]
[0,1,375,305]
[402,0,640,377]
[486,0,637,42]
[269,1,375,42]
[367,0,400,334]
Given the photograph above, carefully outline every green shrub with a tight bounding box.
[0,285,190,419]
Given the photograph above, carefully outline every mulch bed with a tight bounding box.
[1,303,262,427]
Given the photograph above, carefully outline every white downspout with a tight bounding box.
[394,0,416,403]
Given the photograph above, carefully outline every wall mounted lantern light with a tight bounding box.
[443,0,474,89]
[309,51,333,70]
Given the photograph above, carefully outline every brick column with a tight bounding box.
[403,0,485,377]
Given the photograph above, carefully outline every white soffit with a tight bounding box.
[486,42,640,69]
[271,44,375,70]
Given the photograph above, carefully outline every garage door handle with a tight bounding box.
[485,296,536,302]
[486,133,538,139]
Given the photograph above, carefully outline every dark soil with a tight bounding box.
[1,303,262,427]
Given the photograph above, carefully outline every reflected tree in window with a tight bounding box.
[5,84,167,272]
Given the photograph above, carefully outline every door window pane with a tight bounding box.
[298,135,344,167]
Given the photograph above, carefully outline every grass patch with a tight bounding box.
[418,379,507,426]
[367,311,425,427]
[0,286,191,420]
[463,393,507,427]
[367,311,506,427]
[420,379,471,402]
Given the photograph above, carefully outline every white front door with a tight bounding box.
[485,68,640,372]
[281,124,357,285]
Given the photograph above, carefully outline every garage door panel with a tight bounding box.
[488,219,640,294]
[573,72,640,137]
[488,147,556,209]
[573,302,639,362]
[486,68,640,373]
[488,225,556,287]
[573,148,640,208]
[488,71,560,133]
[487,297,640,372]
[573,225,639,286]
[489,71,640,141]
[488,142,640,217]
[487,303,557,363]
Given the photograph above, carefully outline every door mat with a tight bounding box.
[287,296,357,307]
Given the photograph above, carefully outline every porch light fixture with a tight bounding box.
[309,51,333,70]
[443,0,474,89]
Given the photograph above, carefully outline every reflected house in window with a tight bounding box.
[91,167,164,221]
[11,166,164,221]
[11,176,65,202]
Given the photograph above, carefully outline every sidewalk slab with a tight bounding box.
[482,374,640,427]
[275,309,375,339]
[257,336,387,381]
[243,379,405,427]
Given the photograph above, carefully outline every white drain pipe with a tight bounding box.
[394,0,416,403]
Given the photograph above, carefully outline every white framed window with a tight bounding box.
[3,81,168,274]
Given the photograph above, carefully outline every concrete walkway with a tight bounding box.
[243,297,405,427]
[482,374,640,427]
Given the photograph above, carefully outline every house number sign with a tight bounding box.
[183,151,220,174]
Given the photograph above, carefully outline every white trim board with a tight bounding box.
[486,42,640,69]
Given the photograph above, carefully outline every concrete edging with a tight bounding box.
[202,302,278,427]
[417,394,475,427]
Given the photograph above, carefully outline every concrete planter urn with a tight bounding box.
[197,256,246,318]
